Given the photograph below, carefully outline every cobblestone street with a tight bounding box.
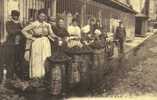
[96,34,157,97]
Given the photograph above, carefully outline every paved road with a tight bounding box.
[97,34,157,96]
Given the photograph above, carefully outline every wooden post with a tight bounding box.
[50,0,57,18]
[81,0,87,27]
[3,0,7,43]
[98,9,102,22]
[0,0,5,43]
[19,0,24,22]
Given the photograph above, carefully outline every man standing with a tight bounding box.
[115,21,126,54]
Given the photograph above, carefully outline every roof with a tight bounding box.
[136,13,149,19]
[93,0,137,14]
[136,13,147,17]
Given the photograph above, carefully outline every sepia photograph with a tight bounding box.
[0,0,156,100]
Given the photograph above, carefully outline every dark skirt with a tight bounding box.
[5,34,26,79]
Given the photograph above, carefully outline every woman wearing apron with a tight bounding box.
[22,10,57,79]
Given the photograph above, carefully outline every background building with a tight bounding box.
[147,0,157,29]
[149,0,157,20]
[0,0,136,43]
[128,0,149,36]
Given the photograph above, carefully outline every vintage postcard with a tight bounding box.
[0,0,156,100]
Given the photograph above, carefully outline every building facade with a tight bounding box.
[149,0,157,20]
[0,0,136,43]
[128,0,149,36]
[147,0,157,29]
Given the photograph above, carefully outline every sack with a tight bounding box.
[51,80,62,95]
[70,63,80,84]
[52,65,62,81]
[113,44,119,58]
[50,65,62,95]
[106,41,114,57]
[67,40,83,48]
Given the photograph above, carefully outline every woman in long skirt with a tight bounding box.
[6,10,26,79]
[22,10,57,79]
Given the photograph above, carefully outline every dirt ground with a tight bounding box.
[1,34,157,100]
[98,34,157,97]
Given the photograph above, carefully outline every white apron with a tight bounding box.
[29,37,51,78]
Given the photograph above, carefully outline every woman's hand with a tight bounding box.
[57,37,62,41]
[29,37,36,41]
[58,40,63,46]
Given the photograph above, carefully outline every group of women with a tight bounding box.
[3,9,110,97]
[6,9,104,81]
